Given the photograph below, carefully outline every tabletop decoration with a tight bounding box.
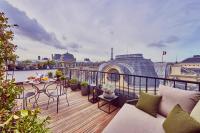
[102,82,115,99]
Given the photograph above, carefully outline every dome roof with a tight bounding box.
[99,54,158,87]
[62,53,76,62]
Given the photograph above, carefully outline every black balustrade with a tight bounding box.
[65,68,200,98]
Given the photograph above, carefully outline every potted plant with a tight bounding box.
[55,69,63,80]
[69,78,78,91]
[102,83,115,99]
[80,81,89,96]
[47,71,53,78]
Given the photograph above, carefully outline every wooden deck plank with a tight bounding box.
[23,85,119,133]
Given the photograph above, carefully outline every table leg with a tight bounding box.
[98,99,100,108]
[88,88,90,101]
[92,87,94,103]
[57,96,59,113]
[109,102,111,114]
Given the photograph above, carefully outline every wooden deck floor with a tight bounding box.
[24,85,119,133]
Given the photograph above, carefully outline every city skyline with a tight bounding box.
[0,0,200,62]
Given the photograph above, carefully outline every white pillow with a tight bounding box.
[190,100,200,123]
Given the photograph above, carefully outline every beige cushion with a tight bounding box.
[191,100,200,123]
[103,104,165,133]
[158,85,200,117]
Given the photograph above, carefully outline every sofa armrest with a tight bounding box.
[126,99,138,105]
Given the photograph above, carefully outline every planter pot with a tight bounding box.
[70,83,78,91]
[103,92,115,99]
[81,86,89,96]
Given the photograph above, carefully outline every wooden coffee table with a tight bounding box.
[98,95,118,114]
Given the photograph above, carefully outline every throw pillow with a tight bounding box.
[158,85,200,117]
[163,104,200,133]
[191,100,200,123]
[136,91,162,117]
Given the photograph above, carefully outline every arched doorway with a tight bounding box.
[107,68,120,82]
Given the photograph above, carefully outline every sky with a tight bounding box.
[0,0,200,62]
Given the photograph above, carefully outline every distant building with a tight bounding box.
[84,58,91,62]
[38,56,41,60]
[168,55,200,82]
[53,52,76,68]
[42,57,49,60]
[74,61,104,70]
[62,53,76,62]
[154,62,172,78]
[99,54,158,87]
[53,54,62,60]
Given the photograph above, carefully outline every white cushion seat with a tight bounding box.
[103,104,165,133]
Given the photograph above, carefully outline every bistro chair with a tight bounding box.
[31,81,55,106]
[16,82,36,109]
[46,80,69,113]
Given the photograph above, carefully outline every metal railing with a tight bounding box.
[65,68,200,98]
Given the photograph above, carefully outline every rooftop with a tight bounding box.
[181,55,200,63]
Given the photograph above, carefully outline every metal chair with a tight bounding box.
[46,80,69,113]
[16,82,36,109]
[31,81,54,106]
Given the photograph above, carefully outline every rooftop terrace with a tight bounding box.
[16,68,200,133]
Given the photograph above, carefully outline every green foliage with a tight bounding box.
[22,60,32,64]
[55,69,63,78]
[0,12,49,132]
[69,78,78,84]
[0,80,22,110]
[80,81,88,87]
[0,109,50,133]
[47,71,53,78]
[47,60,55,65]
[60,76,66,81]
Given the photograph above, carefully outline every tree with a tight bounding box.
[0,12,50,132]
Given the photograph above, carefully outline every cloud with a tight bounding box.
[17,45,28,51]
[0,0,66,50]
[2,0,200,61]
[148,36,180,48]
[148,41,166,48]
[165,36,180,43]
[68,42,82,53]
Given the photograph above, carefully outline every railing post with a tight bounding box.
[154,79,157,95]
[145,78,148,93]
[164,80,166,85]
[119,74,121,92]
[69,69,72,79]
[185,82,187,90]
[123,75,125,95]
[133,76,135,94]
[96,71,98,86]
[199,83,200,91]
[139,77,141,92]
[173,81,176,88]
[128,75,129,97]
[115,73,117,88]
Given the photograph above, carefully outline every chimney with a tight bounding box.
[111,48,113,60]
[51,54,54,60]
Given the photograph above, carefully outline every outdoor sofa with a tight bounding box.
[103,85,200,133]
